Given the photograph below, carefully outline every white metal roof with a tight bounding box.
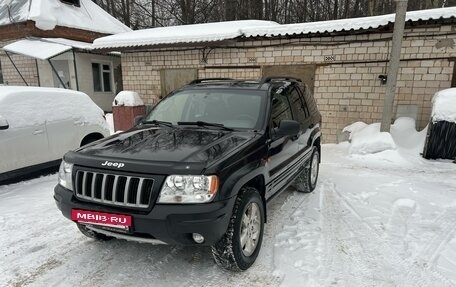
[92,20,280,49]
[242,7,456,38]
[92,7,456,50]
[3,38,73,60]
[0,0,131,35]
[2,37,123,60]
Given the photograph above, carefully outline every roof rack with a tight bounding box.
[259,76,302,86]
[188,78,234,85]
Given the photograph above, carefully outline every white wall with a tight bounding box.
[37,51,121,112]
[75,52,121,112]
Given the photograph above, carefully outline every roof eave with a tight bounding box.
[93,38,239,53]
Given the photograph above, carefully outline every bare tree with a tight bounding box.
[93,0,456,29]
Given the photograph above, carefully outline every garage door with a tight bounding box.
[160,68,198,97]
[262,65,316,91]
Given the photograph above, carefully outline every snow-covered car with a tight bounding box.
[0,86,109,182]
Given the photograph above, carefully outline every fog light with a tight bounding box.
[192,233,205,244]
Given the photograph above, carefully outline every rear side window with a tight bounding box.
[288,87,309,123]
[271,93,293,129]
[299,84,318,117]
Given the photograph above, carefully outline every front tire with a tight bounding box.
[212,187,265,271]
[293,147,320,193]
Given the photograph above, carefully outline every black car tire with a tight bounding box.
[293,147,320,193]
[77,224,113,241]
[211,186,265,271]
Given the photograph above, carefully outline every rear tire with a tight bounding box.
[77,224,113,241]
[293,147,320,193]
[211,186,265,271]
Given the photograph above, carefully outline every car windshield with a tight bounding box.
[145,89,266,130]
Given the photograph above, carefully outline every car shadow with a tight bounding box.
[0,166,59,186]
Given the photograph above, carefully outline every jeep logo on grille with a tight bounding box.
[101,160,125,168]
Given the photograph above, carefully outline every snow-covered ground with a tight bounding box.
[1,140,455,286]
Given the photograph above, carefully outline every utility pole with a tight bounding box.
[380,0,408,132]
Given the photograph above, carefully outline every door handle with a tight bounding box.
[33,129,44,135]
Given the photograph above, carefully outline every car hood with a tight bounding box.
[67,126,257,174]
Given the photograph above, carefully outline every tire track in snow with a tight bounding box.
[8,258,63,287]
[321,179,453,287]
[198,189,311,287]
[417,208,456,267]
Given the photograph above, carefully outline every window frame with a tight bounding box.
[91,61,113,93]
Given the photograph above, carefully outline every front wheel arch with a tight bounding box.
[80,133,104,147]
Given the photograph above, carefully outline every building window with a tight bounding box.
[60,0,80,7]
[92,63,112,92]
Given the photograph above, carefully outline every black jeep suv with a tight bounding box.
[54,77,322,271]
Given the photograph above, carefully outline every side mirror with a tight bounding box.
[134,115,145,126]
[275,120,300,138]
[0,115,9,130]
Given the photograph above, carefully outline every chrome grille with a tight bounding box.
[74,170,154,208]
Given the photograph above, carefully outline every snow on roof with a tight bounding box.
[92,20,279,49]
[2,37,122,60]
[0,0,131,35]
[3,38,74,60]
[243,7,456,37]
[432,88,456,123]
[93,7,456,50]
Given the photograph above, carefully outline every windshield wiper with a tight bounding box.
[142,120,175,128]
[177,121,234,131]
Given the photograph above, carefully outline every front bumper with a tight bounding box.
[54,184,235,245]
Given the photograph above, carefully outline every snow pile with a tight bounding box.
[431,88,456,123]
[0,86,108,130]
[1,0,131,35]
[113,91,144,107]
[349,123,397,154]
[343,121,368,139]
[390,117,427,153]
[345,117,427,157]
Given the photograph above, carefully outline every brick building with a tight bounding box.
[0,0,131,111]
[93,7,456,142]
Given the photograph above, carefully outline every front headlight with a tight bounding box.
[58,160,73,191]
[158,175,218,203]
